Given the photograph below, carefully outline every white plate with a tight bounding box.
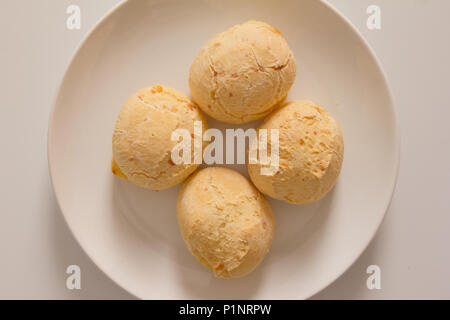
[48,0,399,299]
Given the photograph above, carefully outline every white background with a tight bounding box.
[1,0,449,299]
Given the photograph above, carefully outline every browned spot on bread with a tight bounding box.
[111,158,128,181]
[271,26,282,35]
[215,263,224,271]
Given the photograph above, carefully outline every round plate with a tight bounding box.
[48,0,399,299]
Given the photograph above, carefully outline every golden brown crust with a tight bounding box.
[248,100,344,204]
[189,20,296,124]
[177,167,275,278]
[112,85,208,190]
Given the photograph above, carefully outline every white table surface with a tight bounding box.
[1,0,449,299]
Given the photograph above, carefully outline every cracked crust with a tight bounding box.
[112,85,208,191]
[189,20,296,124]
[177,167,275,278]
[248,100,344,204]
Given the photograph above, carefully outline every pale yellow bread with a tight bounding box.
[177,167,275,278]
[112,85,208,191]
[189,20,296,124]
[248,100,344,204]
